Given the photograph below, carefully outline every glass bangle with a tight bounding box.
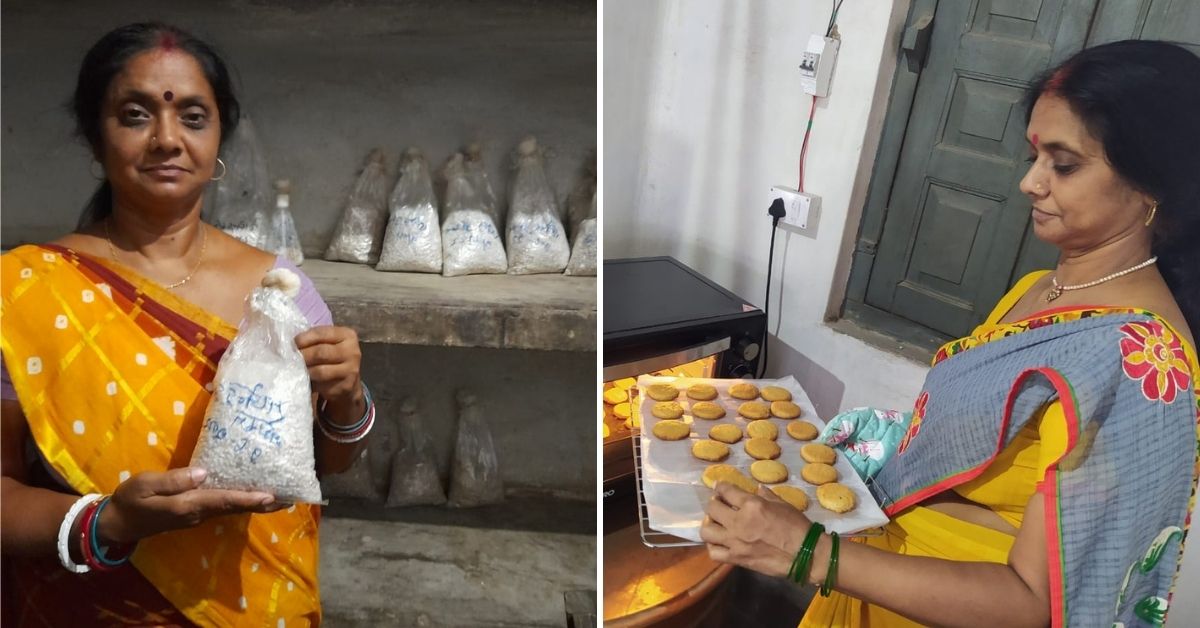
[820,531,840,596]
[792,522,825,585]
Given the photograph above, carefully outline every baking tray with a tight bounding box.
[633,375,889,547]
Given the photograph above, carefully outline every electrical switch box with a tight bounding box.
[800,34,839,97]
[770,185,821,237]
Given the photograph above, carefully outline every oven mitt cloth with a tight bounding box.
[818,407,912,481]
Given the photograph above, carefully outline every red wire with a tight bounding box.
[798,94,817,192]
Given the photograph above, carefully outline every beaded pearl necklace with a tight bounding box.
[1045,256,1157,302]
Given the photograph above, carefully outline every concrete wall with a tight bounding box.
[1,0,596,254]
[361,344,595,497]
[603,0,927,416]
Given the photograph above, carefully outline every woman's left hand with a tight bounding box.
[295,325,363,411]
[700,481,811,577]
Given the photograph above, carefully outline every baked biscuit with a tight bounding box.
[745,420,778,440]
[652,420,690,440]
[800,462,838,485]
[729,383,760,400]
[691,401,726,420]
[709,424,743,444]
[816,483,857,513]
[687,383,718,401]
[614,377,637,390]
[744,437,781,460]
[771,485,809,512]
[750,460,788,484]
[738,401,771,420]
[603,422,611,438]
[646,384,680,401]
[692,439,731,462]
[702,464,757,493]
[786,421,819,441]
[624,414,641,429]
[800,443,837,464]
[603,387,628,404]
[651,401,685,420]
[760,386,793,402]
[770,401,802,419]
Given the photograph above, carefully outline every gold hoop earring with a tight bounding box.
[210,158,226,182]
[1145,201,1158,227]
[89,161,106,180]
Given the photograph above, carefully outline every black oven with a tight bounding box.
[602,256,766,533]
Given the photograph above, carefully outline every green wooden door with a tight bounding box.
[861,0,1097,338]
[857,0,1200,340]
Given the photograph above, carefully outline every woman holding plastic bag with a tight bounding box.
[0,23,371,627]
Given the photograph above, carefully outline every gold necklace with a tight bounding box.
[105,218,208,290]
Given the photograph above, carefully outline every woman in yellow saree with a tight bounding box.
[700,40,1200,626]
[1,23,368,627]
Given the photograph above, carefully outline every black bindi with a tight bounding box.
[163,90,174,102]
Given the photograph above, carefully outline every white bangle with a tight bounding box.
[58,493,101,573]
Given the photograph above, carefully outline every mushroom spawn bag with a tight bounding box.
[440,154,507,276]
[447,391,503,507]
[386,398,446,507]
[189,269,322,503]
[325,149,390,265]
[506,137,569,274]
[208,115,271,248]
[564,194,596,276]
[263,179,304,266]
[376,149,441,273]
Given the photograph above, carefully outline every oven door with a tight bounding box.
[602,336,730,382]
[601,336,731,532]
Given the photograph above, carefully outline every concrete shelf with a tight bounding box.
[304,259,596,352]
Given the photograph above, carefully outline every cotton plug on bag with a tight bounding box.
[189,268,323,503]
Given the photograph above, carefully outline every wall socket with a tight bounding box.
[770,185,820,237]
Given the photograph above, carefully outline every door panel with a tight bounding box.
[865,0,1093,338]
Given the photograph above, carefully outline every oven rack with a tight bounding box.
[631,425,703,548]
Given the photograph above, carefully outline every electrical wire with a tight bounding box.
[826,0,845,37]
[759,221,780,378]
[797,94,817,192]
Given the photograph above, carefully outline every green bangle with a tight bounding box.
[820,531,840,596]
[791,522,825,584]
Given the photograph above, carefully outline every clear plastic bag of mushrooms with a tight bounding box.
[376,148,442,273]
[263,179,305,266]
[564,155,597,276]
[440,154,508,276]
[325,149,390,265]
[189,269,323,503]
[506,137,570,274]
[208,115,272,248]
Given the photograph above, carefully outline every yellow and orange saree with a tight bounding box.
[1,244,321,627]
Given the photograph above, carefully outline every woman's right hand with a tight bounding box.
[98,467,284,545]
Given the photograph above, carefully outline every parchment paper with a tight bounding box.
[638,375,889,543]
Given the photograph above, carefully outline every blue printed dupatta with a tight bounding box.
[871,306,1198,627]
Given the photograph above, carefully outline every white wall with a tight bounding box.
[603,0,926,415]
